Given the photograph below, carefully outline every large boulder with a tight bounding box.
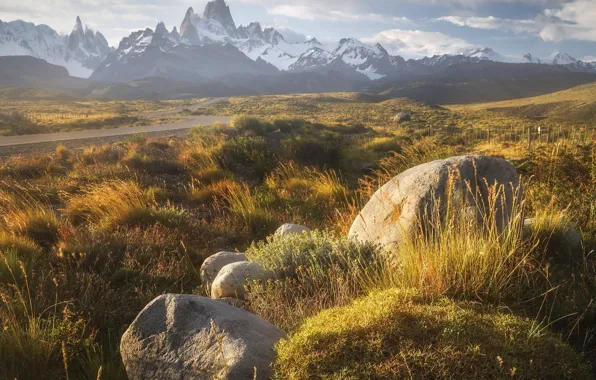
[121,294,286,380]
[211,261,273,300]
[275,223,311,236]
[200,251,247,289]
[349,155,521,253]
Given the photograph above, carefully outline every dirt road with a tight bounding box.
[0,97,231,148]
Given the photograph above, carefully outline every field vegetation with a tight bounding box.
[0,88,595,379]
[0,93,207,136]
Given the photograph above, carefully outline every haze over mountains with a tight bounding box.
[0,0,595,103]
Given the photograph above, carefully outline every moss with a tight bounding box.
[274,289,591,380]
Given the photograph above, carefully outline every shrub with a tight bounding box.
[55,145,72,161]
[274,289,591,379]
[231,115,273,135]
[282,136,342,168]
[247,230,375,276]
[218,136,277,179]
[246,231,382,331]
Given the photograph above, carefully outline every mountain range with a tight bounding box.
[0,17,112,78]
[2,0,595,83]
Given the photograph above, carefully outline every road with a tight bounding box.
[0,97,232,148]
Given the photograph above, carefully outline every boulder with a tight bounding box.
[524,218,583,260]
[349,155,521,253]
[275,223,311,236]
[121,294,286,380]
[394,111,410,123]
[211,261,273,300]
[200,251,247,288]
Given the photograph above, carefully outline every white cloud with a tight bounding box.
[583,56,596,62]
[267,25,309,43]
[361,29,474,59]
[437,0,596,42]
[437,16,537,34]
[267,4,411,24]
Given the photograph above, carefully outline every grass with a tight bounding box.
[274,288,592,380]
[0,96,208,136]
[0,90,595,378]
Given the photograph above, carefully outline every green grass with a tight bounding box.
[274,288,592,380]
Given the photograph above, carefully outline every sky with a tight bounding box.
[1,0,596,61]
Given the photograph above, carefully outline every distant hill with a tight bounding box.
[370,62,596,104]
[447,81,596,125]
[0,56,69,87]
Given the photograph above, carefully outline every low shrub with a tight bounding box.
[274,288,591,379]
[247,230,376,276]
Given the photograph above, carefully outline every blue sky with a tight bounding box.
[1,0,595,61]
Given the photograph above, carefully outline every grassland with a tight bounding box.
[0,89,595,379]
[0,92,207,136]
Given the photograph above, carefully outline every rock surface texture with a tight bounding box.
[200,251,247,289]
[121,294,286,380]
[211,261,273,300]
[275,223,311,236]
[349,155,521,252]
[394,111,411,122]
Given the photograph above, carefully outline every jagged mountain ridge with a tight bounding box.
[0,17,111,78]
[2,0,595,84]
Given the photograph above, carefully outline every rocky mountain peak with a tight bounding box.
[203,0,236,32]
[155,21,168,36]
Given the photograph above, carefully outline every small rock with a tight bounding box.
[121,294,286,380]
[211,261,273,300]
[200,251,247,289]
[393,111,411,123]
[275,223,311,236]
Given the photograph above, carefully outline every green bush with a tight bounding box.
[282,136,342,168]
[232,115,273,135]
[219,136,277,178]
[274,288,591,380]
[246,230,376,276]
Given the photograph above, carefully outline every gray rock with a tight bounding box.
[211,261,273,300]
[524,218,583,260]
[349,155,521,253]
[394,111,411,123]
[275,223,311,236]
[121,294,286,380]
[200,251,247,289]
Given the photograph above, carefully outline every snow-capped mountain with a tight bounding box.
[0,17,111,78]
[522,53,541,64]
[91,21,277,82]
[520,51,595,72]
[550,52,577,66]
[463,48,511,63]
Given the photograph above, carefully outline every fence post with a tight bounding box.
[527,127,532,151]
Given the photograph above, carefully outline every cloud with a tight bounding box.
[437,16,537,34]
[267,4,412,24]
[268,25,309,43]
[437,0,596,42]
[361,29,474,59]
[583,56,596,62]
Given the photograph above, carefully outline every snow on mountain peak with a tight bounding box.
[550,52,577,65]
[523,53,541,64]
